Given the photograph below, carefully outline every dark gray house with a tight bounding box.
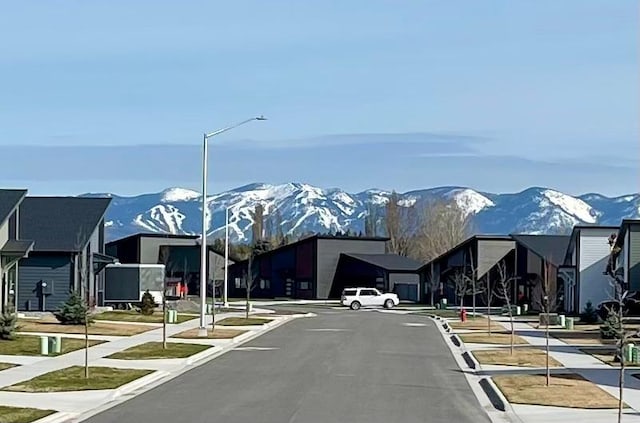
[105,233,235,297]
[421,233,570,310]
[0,189,34,313]
[226,235,417,300]
[17,197,113,312]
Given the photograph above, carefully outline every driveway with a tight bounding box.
[83,307,490,423]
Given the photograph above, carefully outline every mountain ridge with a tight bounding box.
[81,182,640,242]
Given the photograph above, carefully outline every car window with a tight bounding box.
[360,289,376,296]
[343,289,357,296]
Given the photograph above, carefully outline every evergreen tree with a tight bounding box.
[580,300,599,324]
[55,292,93,325]
[0,306,18,340]
[140,290,156,315]
[600,311,622,340]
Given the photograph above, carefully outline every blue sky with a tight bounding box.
[0,1,637,197]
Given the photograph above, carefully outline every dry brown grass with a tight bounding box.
[493,373,621,409]
[459,332,528,345]
[171,328,246,339]
[18,319,152,336]
[473,348,563,368]
[449,317,505,331]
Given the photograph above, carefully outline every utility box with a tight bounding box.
[104,264,165,307]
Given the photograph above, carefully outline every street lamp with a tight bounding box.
[198,116,267,337]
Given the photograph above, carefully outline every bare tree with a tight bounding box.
[251,204,264,243]
[384,191,416,256]
[532,261,558,387]
[495,260,517,355]
[364,203,380,237]
[73,230,92,379]
[413,199,471,263]
[481,273,496,335]
[425,263,440,306]
[158,246,173,349]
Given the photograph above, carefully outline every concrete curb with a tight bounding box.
[70,313,311,422]
[32,412,74,423]
[431,316,520,423]
[109,370,170,401]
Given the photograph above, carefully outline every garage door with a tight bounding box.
[394,283,418,302]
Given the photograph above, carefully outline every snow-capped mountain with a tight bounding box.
[85,183,640,242]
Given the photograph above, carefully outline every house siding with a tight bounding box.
[477,240,515,278]
[18,253,73,312]
[316,239,386,299]
[139,237,196,264]
[629,225,640,291]
[577,229,613,312]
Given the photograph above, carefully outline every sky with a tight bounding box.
[0,1,637,197]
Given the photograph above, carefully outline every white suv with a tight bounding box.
[340,287,400,310]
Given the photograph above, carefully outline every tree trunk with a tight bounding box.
[472,279,476,318]
[510,313,515,355]
[545,309,550,386]
[246,281,250,319]
[618,305,625,423]
[430,289,435,307]
[84,315,89,379]
[162,296,167,349]
[487,298,492,336]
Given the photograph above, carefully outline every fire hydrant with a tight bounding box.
[460,307,467,323]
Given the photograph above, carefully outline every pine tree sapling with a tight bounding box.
[140,290,156,316]
[0,307,18,340]
[580,300,599,324]
[55,292,93,325]
[600,311,622,340]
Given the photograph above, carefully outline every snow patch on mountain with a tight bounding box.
[448,189,494,215]
[541,189,598,223]
[161,188,201,203]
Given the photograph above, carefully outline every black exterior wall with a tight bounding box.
[18,252,73,312]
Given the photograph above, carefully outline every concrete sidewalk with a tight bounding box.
[492,317,640,412]
[0,308,307,421]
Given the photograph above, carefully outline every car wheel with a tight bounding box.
[384,299,394,309]
[350,301,361,310]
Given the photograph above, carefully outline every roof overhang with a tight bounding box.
[92,252,119,275]
[1,239,34,259]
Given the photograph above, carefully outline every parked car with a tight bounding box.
[340,287,400,310]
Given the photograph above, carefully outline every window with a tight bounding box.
[360,289,376,296]
[299,281,310,290]
[343,289,357,296]
[259,279,270,289]
[235,278,241,289]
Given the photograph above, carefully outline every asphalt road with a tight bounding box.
[83,307,490,423]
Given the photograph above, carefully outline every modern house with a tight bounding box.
[227,235,420,300]
[421,234,571,310]
[608,219,640,292]
[0,189,33,313]
[561,225,620,314]
[17,197,114,312]
[105,233,235,296]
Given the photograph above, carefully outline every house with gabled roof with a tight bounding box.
[419,233,570,310]
[17,196,115,312]
[608,219,640,292]
[0,189,34,313]
[561,225,619,314]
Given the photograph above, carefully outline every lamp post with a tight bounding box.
[198,116,267,337]
[223,206,230,308]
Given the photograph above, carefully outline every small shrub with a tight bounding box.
[600,311,621,340]
[0,307,18,340]
[140,290,156,316]
[54,292,93,325]
[580,300,599,324]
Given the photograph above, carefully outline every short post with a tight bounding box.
[566,317,574,330]
[633,346,639,364]
[558,314,566,328]
[441,298,447,309]
[40,336,49,355]
[626,343,635,363]
[515,305,521,316]
[523,304,529,313]
[54,335,62,354]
